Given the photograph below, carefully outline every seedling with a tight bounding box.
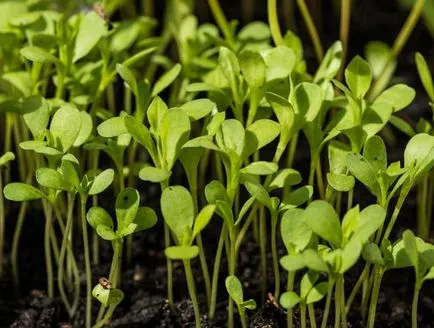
[0,152,15,279]
[91,277,125,328]
[87,188,157,326]
[280,201,385,328]
[402,230,434,328]
[225,275,257,328]
[161,185,215,328]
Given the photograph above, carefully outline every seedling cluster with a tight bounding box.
[1,1,433,328]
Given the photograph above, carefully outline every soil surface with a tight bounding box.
[2,0,434,327]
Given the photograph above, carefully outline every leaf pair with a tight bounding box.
[280,272,328,309]
[225,275,256,316]
[87,188,157,240]
[161,186,215,260]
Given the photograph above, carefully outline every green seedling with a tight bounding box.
[124,97,191,305]
[280,272,328,328]
[0,152,14,279]
[87,188,157,326]
[91,278,125,328]
[402,230,434,328]
[280,207,314,328]
[225,275,257,328]
[413,53,434,240]
[161,185,216,328]
[241,172,312,300]
[59,159,114,327]
[329,55,415,153]
[280,201,385,328]
[361,231,434,328]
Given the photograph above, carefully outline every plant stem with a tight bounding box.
[228,235,237,328]
[412,283,421,328]
[321,278,335,328]
[58,194,76,317]
[0,172,4,279]
[334,275,341,328]
[81,197,92,328]
[196,233,211,307]
[160,180,173,306]
[345,264,370,314]
[259,206,267,301]
[340,276,347,328]
[287,272,295,328]
[369,0,426,99]
[300,303,307,328]
[92,304,117,328]
[308,303,317,328]
[208,0,236,50]
[43,201,54,298]
[97,239,123,322]
[417,177,429,239]
[296,0,324,62]
[315,157,325,199]
[271,212,280,299]
[338,0,351,80]
[11,201,29,289]
[382,184,411,242]
[184,260,201,328]
[268,0,283,45]
[209,225,226,320]
[367,267,383,328]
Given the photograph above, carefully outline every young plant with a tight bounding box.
[0,151,14,279]
[124,96,191,305]
[281,201,386,328]
[402,230,434,328]
[414,52,434,239]
[280,271,328,328]
[161,185,216,328]
[87,188,157,326]
[225,275,257,328]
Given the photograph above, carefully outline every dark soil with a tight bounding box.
[2,0,434,327]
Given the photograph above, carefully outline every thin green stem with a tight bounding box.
[228,236,237,328]
[0,173,4,279]
[160,180,173,306]
[315,157,325,199]
[340,276,347,328]
[287,272,295,328]
[345,264,370,314]
[268,0,284,45]
[259,206,267,300]
[367,267,383,328]
[208,0,236,50]
[92,304,117,328]
[382,184,411,242]
[184,260,201,328]
[334,276,341,328]
[57,193,76,316]
[338,0,351,80]
[347,189,354,211]
[417,177,429,239]
[196,233,211,308]
[412,283,421,328]
[300,303,307,328]
[308,303,317,328]
[321,278,335,328]
[209,225,226,320]
[271,213,280,299]
[369,0,426,99]
[296,0,324,62]
[11,201,29,289]
[43,201,54,298]
[81,197,92,328]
